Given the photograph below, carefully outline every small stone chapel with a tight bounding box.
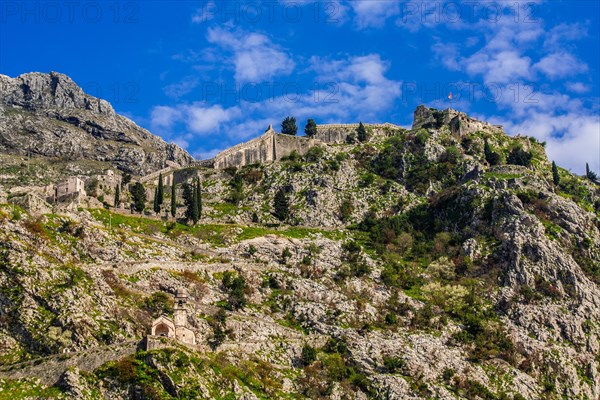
[150,288,196,345]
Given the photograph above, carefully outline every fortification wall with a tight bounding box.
[274,132,319,159]
[315,123,404,144]
[214,130,277,169]
[212,128,321,169]
[412,105,503,136]
[0,340,139,386]
[210,123,403,169]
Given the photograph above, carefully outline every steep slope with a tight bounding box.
[0,72,193,176]
[0,107,599,399]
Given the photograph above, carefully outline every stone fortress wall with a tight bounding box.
[212,126,321,170]
[211,123,404,170]
[191,106,501,171]
[315,122,404,144]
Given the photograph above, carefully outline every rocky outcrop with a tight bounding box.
[412,104,503,136]
[0,72,193,175]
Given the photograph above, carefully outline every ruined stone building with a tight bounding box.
[55,177,85,199]
[95,169,121,192]
[150,288,196,346]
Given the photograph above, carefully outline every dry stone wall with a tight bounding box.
[0,340,140,386]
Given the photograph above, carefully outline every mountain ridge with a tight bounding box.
[0,71,193,176]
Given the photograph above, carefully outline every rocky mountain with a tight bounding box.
[0,105,599,399]
[0,72,193,177]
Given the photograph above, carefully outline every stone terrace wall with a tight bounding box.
[315,123,404,144]
[0,340,140,386]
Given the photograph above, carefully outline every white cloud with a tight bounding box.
[304,54,402,118]
[183,103,241,134]
[466,50,532,84]
[150,103,240,136]
[163,77,199,98]
[350,0,399,29]
[192,1,217,23]
[565,82,591,94]
[150,106,182,130]
[206,27,295,83]
[544,23,588,50]
[504,112,600,175]
[534,52,588,80]
[193,147,225,160]
[431,42,461,71]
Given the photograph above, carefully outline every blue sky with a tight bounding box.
[1,0,599,174]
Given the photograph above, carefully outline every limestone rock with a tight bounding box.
[0,72,193,176]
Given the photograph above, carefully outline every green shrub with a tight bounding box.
[335,152,348,162]
[359,173,376,187]
[248,244,257,256]
[415,129,430,145]
[384,312,397,325]
[323,337,348,355]
[142,292,174,317]
[442,367,455,381]
[305,146,324,162]
[301,344,317,366]
[326,159,340,171]
[371,136,405,181]
[221,271,247,310]
[382,356,405,373]
[339,199,354,222]
[507,147,532,167]
[322,353,348,381]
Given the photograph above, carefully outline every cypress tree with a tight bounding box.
[114,185,120,208]
[273,188,289,221]
[191,182,199,224]
[586,163,590,178]
[153,188,160,214]
[552,161,560,186]
[305,119,317,137]
[196,177,202,220]
[130,182,146,212]
[171,183,177,218]
[586,162,598,181]
[183,183,194,222]
[357,122,368,142]
[157,173,164,206]
[484,139,501,166]
[281,116,298,135]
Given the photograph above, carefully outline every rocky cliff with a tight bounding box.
[0,106,599,399]
[0,72,193,176]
